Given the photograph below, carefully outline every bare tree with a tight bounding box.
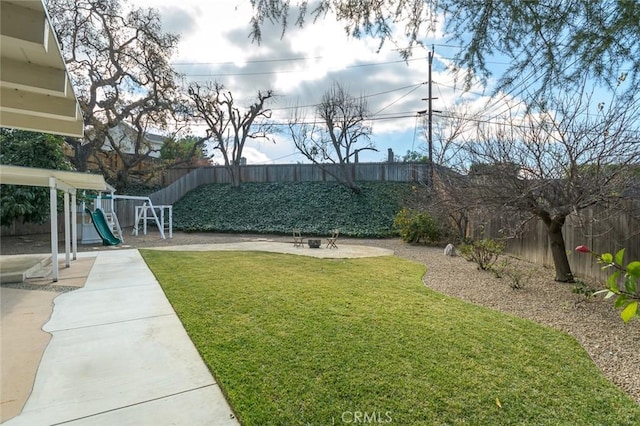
[288,82,377,193]
[430,104,477,169]
[48,0,182,189]
[187,82,276,187]
[403,105,478,241]
[460,81,640,282]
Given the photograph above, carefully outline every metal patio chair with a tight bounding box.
[293,228,304,247]
[326,229,339,249]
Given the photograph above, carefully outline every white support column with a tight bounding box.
[71,191,77,260]
[49,177,58,282]
[64,191,70,267]
[143,203,148,235]
[133,205,140,236]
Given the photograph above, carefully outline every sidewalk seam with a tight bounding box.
[50,384,217,425]
[45,312,176,333]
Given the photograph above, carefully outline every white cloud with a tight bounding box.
[130,0,509,164]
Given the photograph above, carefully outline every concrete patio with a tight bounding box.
[1,249,239,425]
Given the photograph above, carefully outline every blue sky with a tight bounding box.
[130,0,535,165]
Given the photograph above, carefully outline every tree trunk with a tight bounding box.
[451,212,468,242]
[115,169,129,192]
[233,163,242,187]
[66,138,91,172]
[545,216,575,282]
[226,164,242,187]
[339,163,361,194]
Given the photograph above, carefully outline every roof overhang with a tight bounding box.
[0,0,84,137]
[0,164,114,192]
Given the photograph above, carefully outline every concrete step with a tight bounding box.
[25,257,53,279]
[0,254,52,284]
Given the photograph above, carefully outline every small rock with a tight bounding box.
[444,243,456,256]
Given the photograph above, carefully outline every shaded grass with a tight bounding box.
[141,250,640,425]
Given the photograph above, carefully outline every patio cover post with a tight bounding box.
[49,177,59,282]
[71,192,77,260]
[0,165,114,282]
[64,191,70,267]
[54,180,76,268]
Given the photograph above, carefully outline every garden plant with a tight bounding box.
[576,245,639,322]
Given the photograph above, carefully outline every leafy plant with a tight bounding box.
[173,181,413,238]
[0,129,73,226]
[459,238,506,271]
[572,279,598,301]
[575,245,639,322]
[494,258,532,290]
[392,208,441,244]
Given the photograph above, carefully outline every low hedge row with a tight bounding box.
[173,181,414,238]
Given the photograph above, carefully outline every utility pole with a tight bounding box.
[428,46,434,166]
[419,46,439,183]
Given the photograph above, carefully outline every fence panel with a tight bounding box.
[470,200,640,282]
[242,165,267,182]
[160,162,434,186]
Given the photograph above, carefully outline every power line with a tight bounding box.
[372,84,424,116]
[270,82,426,112]
[171,42,469,67]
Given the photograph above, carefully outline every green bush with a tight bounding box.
[572,279,598,300]
[393,208,441,244]
[494,258,534,290]
[173,181,413,238]
[459,238,506,271]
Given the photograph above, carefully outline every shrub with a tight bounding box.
[173,181,413,237]
[572,279,598,300]
[494,258,533,290]
[393,208,441,244]
[459,238,506,271]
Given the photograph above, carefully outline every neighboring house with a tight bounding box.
[100,122,164,159]
[64,122,167,187]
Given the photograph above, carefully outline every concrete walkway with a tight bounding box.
[2,242,392,425]
[3,249,239,425]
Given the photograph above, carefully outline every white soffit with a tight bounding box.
[0,0,84,137]
[0,165,114,192]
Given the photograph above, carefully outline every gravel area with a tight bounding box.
[2,231,639,404]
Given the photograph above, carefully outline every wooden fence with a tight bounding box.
[1,162,430,236]
[1,215,68,235]
[110,162,431,229]
[469,200,640,282]
[162,162,431,187]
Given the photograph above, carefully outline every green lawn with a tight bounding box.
[141,250,640,425]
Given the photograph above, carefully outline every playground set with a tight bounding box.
[83,192,172,245]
